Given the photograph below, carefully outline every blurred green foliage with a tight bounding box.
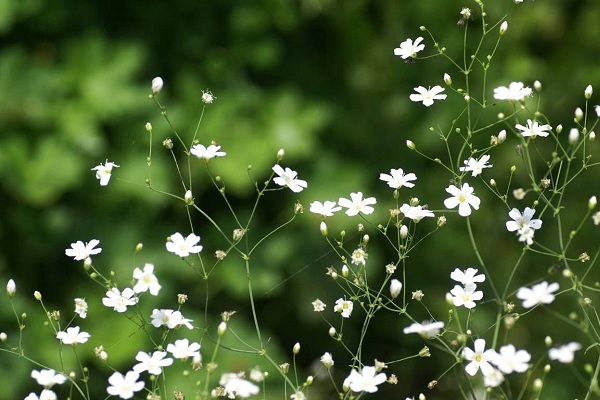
[1,0,600,399]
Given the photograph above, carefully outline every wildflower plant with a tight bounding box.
[2,1,600,399]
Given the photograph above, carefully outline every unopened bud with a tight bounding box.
[293,342,301,354]
[341,265,349,278]
[6,279,15,298]
[589,131,596,141]
[575,108,584,122]
[328,327,337,338]
[498,129,507,143]
[406,140,416,150]
[34,291,42,300]
[589,196,597,209]
[390,279,402,298]
[443,73,452,86]
[556,124,563,134]
[145,122,152,132]
[217,322,227,336]
[569,128,579,144]
[499,21,508,35]
[534,80,542,92]
[0,332,7,342]
[319,221,328,236]
[585,85,593,100]
[400,225,408,239]
[277,148,285,161]
[151,77,163,94]
[544,336,553,347]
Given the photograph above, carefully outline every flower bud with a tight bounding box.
[341,265,349,278]
[34,291,42,300]
[585,85,593,99]
[328,327,337,338]
[589,196,597,209]
[319,221,328,236]
[306,376,313,385]
[277,148,285,161]
[0,332,7,342]
[390,279,402,298]
[145,122,152,132]
[569,128,579,144]
[498,129,507,143]
[6,279,15,298]
[443,73,452,86]
[544,364,551,373]
[556,124,563,134]
[151,77,163,94]
[534,80,542,92]
[293,342,301,354]
[533,378,543,392]
[499,21,508,35]
[575,108,584,122]
[218,322,227,336]
[589,131,596,141]
[400,225,408,239]
[406,140,415,150]
[135,243,143,252]
[185,190,194,205]
[544,336,553,347]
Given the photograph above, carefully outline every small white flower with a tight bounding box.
[493,82,532,102]
[549,342,581,363]
[463,339,496,376]
[106,371,145,399]
[338,192,377,216]
[344,366,387,393]
[379,168,417,189]
[450,267,485,286]
[516,119,552,138]
[151,77,163,94]
[459,155,492,177]
[320,352,334,368]
[403,321,444,338]
[450,284,483,309]
[516,281,559,308]
[167,339,201,361]
[399,204,435,222]
[483,369,505,388]
[150,309,193,329]
[491,345,531,374]
[166,232,203,257]
[65,239,102,261]
[219,373,260,399]
[351,248,367,266]
[443,183,480,217]
[201,89,216,104]
[593,211,600,225]
[91,161,119,186]
[31,369,67,388]
[133,350,174,375]
[409,85,447,107]
[309,200,341,217]
[190,144,226,160]
[506,207,542,232]
[394,37,425,59]
[312,299,326,312]
[102,287,138,313]
[334,298,353,318]
[74,298,88,318]
[272,165,307,193]
[24,390,58,400]
[56,326,90,345]
[132,263,161,296]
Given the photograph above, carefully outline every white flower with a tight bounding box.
[443,183,480,217]
[91,161,119,186]
[549,342,581,363]
[379,168,417,189]
[483,369,505,388]
[74,298,88,318]
[309,201,341,217]
[409,85,447,107]
[167,339,201,361]
[338,192,377,216]
[166,232,203,257]
[312,299,326,312]
[403,321,444,338]
[515,119,552,138]
[150,309,194,329]
[31,369,67,388]
[219,373,260,399]
[132,263,161,296]
[272,165,307,193]
[450,267,485,286]
[506,207,542,232]
[24,390,57,400]
[399,204,435,222]
[7,279,15,297]
[394,37,425,59]
[106,371,145,399]
[516,281,559,308]
[351,248,367,266]
[593,211,600,225]
[56,326,90,345]
[334,298,353,318]
[459,155,492,177]
[491,345,531,374]
[345,366,387,393]
[450,284,483,309]
[65,239,102,261]
[190,144,226,160]
[133,351,174,375]
[249,368,265,382]
[493,82,532,102]
[102,287,138,313]
[151,77,163,94]
[463,339,496,376]
[320,352,334,368]
[201,89,216,104]
[290,392,306,400]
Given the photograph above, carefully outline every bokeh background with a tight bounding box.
[1,0,600,399]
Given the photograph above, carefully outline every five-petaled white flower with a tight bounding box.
[399,204,435,222]
[491,344,531,374]
[450,284,483,309]
[167,339,201,361]
[403,321,445,338]
[56,326,90,345]
[91,161,119,186]
[150,309,194,329]
[493,82,533,102]
[338,192,377,216]
[344,366,387,393]
[31,369,67,388]
[450,267,485,286]
[102,287,138,313]
[459,155,492,177]
[515,119,552,138]
[132,263,161,296]
[65,239,102,261]
[190,144,226,160]
[409,86,447,107]
[272,165,308,193]
[444,183,480,217]
[379,168,417,189]
[74,298,88,318]
[133,350,174,375]
[334,298,354,318]
[516,281,559,308]
[351,248,367,266]
[549,342,581,363]
[463,338,496,376]
[166,232,203,258]
[219,373,260,399]
[394,37,425,59]
[506,207,542,232]
[106,371,145,399]
[309,200,341,217]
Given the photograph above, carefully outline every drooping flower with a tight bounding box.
[394,37,425,59]
[102,287,138,313]
[320,352,334,368]
[272,165,307,193]
[106,371,145,399]
[443,183,480,217]
[459,155,492,177]
[463,339,496,376]
[166,232,203,257]
[344,366,387,393]
[167,339,201,361]
[132,263,161,296]
[334,299,354,318]
[133,351,174,375]
[338,192,377,216]
[312,299,326,312]
[379,168,417,189]
[515,119,552,138]
[190,144,226,160]
[403,321,444,338]
[31,369,67,388]
[65,239,102,261]
[74,298,88,318]
[516,281,559,308]
[450,284,483,309]
[219,373,260,398]
[493,82,532,102]
[548,342,581,363]
[409,86,447,107]
[56,326,90,345]
[309,201,341,217]
[91,161,119,186]
[450,268,485,286]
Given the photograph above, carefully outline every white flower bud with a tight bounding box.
[589,131,596,141]
[151,77,163,94]
[145,122,152,132]
[34,291,42,300]
[341,265,349,278]
[328,327,336,337]
[575,107,584,122]
[293,342,301,354]
[596,105,600,118]
[498,129,507,143]
[390,279,402,298]
[585,85,593,99]
[406,140,416,150]
[545,336,553,347]
[556,124,563,134]
[443,73,452,86]
[277,148,285,160]
[6,279,15,298]
[319,221,328,236]
[218,322,227,336]
[499,21,508,35]
[0,332,7,342]
[569,128,579,144]
[589,196,597,209]
[400,225,408,239]
[534,80,542,92]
